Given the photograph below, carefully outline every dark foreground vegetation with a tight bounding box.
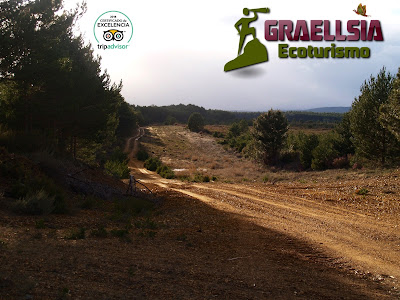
[0,0,146,224]
[0,0,141,171]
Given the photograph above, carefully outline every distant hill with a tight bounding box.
[136,104,344,128]
[304,107,350,113]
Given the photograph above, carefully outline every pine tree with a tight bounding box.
[0,0,129,158]
[252,110,288,165]
[380,68,400,142]
[188,112,204,132]
[350,67,400,164]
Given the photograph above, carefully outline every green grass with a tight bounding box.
[356,188,369,196]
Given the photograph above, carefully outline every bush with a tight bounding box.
[12,190,55,215]
[110,148,128,163]
[193,173,210,182]
[104,159,130,179]
[213,131,224,138]
[164,115,177,125]
[188,112,205,132]
[356,188,369,195]
[332,156,350,169]
[1,152,67,213]
[279,150,299,164]
[136,149,149,161]
[144,157,162,171]
[311,132,340,170]
[156,164,175,179]
[286,132,319,169]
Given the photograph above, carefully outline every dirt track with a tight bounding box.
[129,126,400,298]
[2,128,399,299]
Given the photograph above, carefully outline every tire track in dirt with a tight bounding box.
[137,176,400,286]
[185,183,400,281]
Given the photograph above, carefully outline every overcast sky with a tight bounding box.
[64,0,400,111]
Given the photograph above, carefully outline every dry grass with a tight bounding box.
[140,125,265,182]
[140,126,400,189]
[139,125,400,220]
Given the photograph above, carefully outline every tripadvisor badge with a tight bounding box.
[224,8,270,72]
[94,11,133,50]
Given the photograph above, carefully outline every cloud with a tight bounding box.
[64,0,400,110]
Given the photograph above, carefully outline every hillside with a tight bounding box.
[137,104,343,127]
[305,107,351,113]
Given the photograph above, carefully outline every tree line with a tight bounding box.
[137,104,343,128]
[0,0,139,163]
[193,67,400,170]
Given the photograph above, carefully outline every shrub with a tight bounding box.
[193,173,210,182]
[311,132,340,170]
[213,131,224,138]
[144,157,162,171]
[2,153,67,213]
[332,156,350,169]
[110,148,128,163]
[188,112,205,132]
[136,149,149,161]
[279,150,299,164]
[156,164,175,179]
[104,159,130,179]
[356,188,369,195]
[164,115,178,125]
[12,189,55,215]
[287,132,319,169]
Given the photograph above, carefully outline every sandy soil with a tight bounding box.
[0,126,399,299]
[132,125,400,298]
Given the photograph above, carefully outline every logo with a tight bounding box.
[94,11,133,50]
[353,3,370,17]
[224,7,383,72]
[224,8,270,72]
[103,29,124,41]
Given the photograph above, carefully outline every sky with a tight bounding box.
[63,0,400,111]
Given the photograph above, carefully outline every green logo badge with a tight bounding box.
[224,8,270,72]
[94,11,133,50]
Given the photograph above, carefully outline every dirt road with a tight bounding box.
[128,127,400,298]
